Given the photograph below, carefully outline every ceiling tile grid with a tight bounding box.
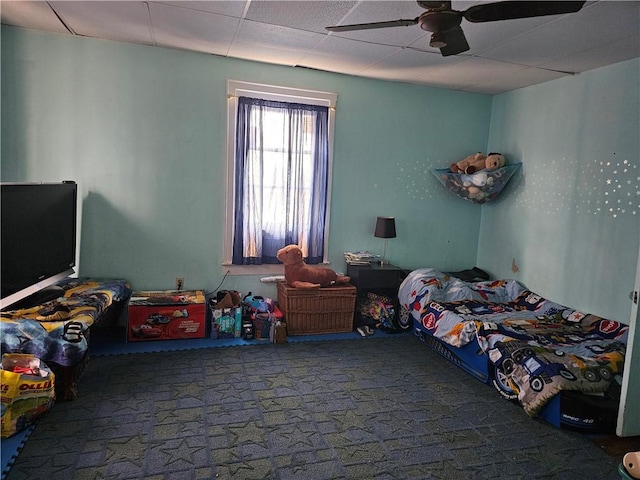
[1,0,638,94]
[50,1,154,45]
[148,2,240,55]
[0,1,69,34]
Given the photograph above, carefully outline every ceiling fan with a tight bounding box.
[326,1,586,57]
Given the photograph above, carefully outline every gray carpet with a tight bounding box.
[5,335,623,479]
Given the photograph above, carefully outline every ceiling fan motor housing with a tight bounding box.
[418,10,463,33]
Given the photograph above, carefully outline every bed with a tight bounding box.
[0,278,131,400]
[398,268,627,432]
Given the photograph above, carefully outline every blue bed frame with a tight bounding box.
[413,326,620,432]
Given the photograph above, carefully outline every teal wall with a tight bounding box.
[1,26,491,297]
[2,27,637,323]
[480,58,640,323]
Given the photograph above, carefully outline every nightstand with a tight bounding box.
[346,263,405,301]
[347,263,409,331]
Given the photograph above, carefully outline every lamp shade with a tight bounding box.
[374,217,396,239]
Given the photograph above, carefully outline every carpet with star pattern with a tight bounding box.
[4,334,624,479]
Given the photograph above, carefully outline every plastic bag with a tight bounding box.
[1,354,56,438]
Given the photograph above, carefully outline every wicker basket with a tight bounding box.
[277,282,356,335]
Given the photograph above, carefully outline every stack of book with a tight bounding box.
[344,251,380,265]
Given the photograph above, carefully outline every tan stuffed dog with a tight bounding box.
[450,152,506,174]
[276,244,350,289]
[450,152,487,174]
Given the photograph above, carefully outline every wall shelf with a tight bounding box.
[432,163,522,204]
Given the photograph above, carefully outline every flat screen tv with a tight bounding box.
[1,181,78,309]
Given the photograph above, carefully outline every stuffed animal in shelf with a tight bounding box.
[450,152,486,174]
[276,244,350,289]
[450,152,506,174]
[484,152,506,171]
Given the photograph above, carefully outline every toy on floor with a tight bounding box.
[276,244,350,289]
[624,451,640,479]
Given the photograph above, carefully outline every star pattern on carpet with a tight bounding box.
[331,409,369,431]
[268,423,323,451]
[263,374,295,389]
[103,394,151,415]
[105,435,146,464]
[4,336,623,480]
[157,437,207,468]
[214,384,250,402]
[154,408,183,424]
[228,420,266,445]
[337,443,384,464]
[13,453,74,478]
[170,382,203,400]
[180,420,206,437]
[297,378,333,393]
[374,415,423,437]
[263,408,310,426]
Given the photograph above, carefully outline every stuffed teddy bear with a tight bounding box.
[484,152,506,171]
[450,152,506,174]
[276,244,350,289]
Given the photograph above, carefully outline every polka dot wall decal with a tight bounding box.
[511,155,639,218]
[395,159,449,201]
[582,157,639,218]
[512,155,578,214]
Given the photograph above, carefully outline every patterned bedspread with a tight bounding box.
[1,278,131,368]
[399,268,627,415]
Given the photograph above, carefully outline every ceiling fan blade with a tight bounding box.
[326,18,419,32]
[439,27,469,56]
[463,1,586,23]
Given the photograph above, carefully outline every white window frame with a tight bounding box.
[223,80,337,275]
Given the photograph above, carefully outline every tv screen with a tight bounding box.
[1,181,77,309]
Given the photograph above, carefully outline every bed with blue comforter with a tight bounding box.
[0,278,131,399]
[398,268,627,431]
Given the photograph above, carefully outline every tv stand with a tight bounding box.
[1,278,131,400]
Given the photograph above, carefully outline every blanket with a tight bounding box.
[398,268,627,415]
[0,278,131,368]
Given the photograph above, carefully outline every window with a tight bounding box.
[224,81,336,272]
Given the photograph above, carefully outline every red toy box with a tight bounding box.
[128,290,206,341]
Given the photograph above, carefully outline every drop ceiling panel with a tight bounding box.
[149,2,240,55]
[245,1,357,34]
[298,35,401,74]
[419,57,530,90]
[540,33,640,74]
[1,0,638,95]
[50,1,153,44]
[480,1,640,68]
[326,1,429,47]
[229,21,324,65]
[570,0,640,39]
[339,0,425,24]
[0,1,69,34]
[151,1,248,18]
[359,48,457,82]
[427,14,562,55]
[472,66,568,95]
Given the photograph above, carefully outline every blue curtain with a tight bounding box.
[232,97,329,265]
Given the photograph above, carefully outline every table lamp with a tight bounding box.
[374,216,396,266]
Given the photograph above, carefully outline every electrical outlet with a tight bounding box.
[175,277,184,290]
